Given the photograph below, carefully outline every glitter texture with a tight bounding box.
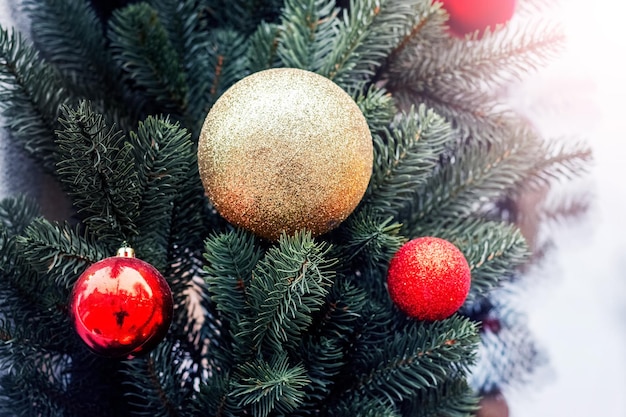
[387,237,471,321]
[198,68,373,240]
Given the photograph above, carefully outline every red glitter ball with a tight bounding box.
[70,253,173,358]
[387,237,471,321]
[440,0,516,37]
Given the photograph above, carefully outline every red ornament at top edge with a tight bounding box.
[440,0,516,37]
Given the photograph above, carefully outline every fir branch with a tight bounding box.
[355,86,396,137]
[277,0,338,71]
[309,278,368,341]
[205,29,250,110]
[242,231,336,355]
[0,360,110,417]
[0,26,70,172]
[56,101,140,242]
[380,0,448,78]
[0,331,116,416]
[108,3,188,116]
[202,229,262,326]
[390,19,565,97]
[0,297,74,355]
[0,320,11,343]
[522,137,593,189]
[230,353,310,417]
[459,223,529,301]
[0,219,86,356]
[0,234,72,347]
[247,22,282,73]
[327,391,400,417]
[167,163,214,251]
[23,0,114,98]
[335,209,404,269]
[395,85,519,140]
[163,163,216,332]
[297,279,370,412]
[146,0,195,56]
[208,0,283,35]
[194,372,238,417]
[348,316,479,403]
[0,317,68,358]
[538,191,592,226]
[123,343,186,417]
[146,0,212,132]
[405,128,541,229]
[201,229,263,371]
[325,0,440,91]
[364,104,456,217]
[129,115,194,270]
[146,0,248,136]
[16,218,108,290]
[298,336,345,408]
[0,195,40,237]
[318,0,382,88]
[401,377,480,417]
[175,5,213,135]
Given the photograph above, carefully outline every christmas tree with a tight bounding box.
[0,0,591,416]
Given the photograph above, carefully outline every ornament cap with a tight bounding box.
[117,246,135,258]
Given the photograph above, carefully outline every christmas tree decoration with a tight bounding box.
[198,67,373,241]
[69,246,173,358]
[0,0,592,415]
[387,237,471,321]
[440,0,517,37]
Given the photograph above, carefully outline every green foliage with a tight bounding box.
[56,101,140,242]
[329,392,401,417]
[109,3,188,115]
[386,5,565,140]
[247,22,282,73]
[242,232,336,355]
[0,27,70,171]
[129,115,195,270]
[401,378,480,417]
[23,0,113,98]
[355,85,397,135]
[334,209,405,271]
[364,104,456,217]
[346,316,479,403]
[206,0,284,35]
[230,353,310,417]
[203,229,262,326]
[277,0,338,72]
[0,195,40,236]
[0,0,591,415]
[122,342,193,417]
[404,128,542,231]
[525,137,593,189]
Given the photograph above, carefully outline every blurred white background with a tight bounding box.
[1,1,625,416]
[506,1,626,416]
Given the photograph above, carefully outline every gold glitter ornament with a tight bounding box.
[198,68,373,241]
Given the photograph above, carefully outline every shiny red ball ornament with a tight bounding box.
[440,0,516,37]
[387,237,471,321]
[70,247,173,358]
